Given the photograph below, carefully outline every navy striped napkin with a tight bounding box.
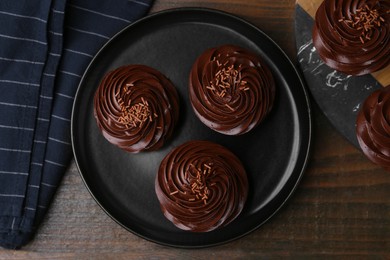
[0,0,153,249]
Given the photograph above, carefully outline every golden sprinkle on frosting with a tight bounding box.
[117,94,156,129]
[340,5,385,43]
[206,61,249,111]
[186,163,213,204]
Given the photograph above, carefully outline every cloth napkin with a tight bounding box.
[0,0,153,249]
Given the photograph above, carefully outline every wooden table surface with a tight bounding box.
[2,0,390,258]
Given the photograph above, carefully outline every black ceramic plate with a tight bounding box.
[71,8,311,248]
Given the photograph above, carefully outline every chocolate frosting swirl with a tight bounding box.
[93,65,179,153]
[313,0,390,75]
[189,45,275,135]
[356,85,390,170]
[155,140,248,232]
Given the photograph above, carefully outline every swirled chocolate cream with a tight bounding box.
[189,45,275,135]
[313,0,390,75]
[356,85,390,170]
[93,65,179,153]
[155,140,248,232]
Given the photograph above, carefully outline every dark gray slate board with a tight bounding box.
[295,4,382,148]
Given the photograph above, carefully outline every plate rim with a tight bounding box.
[71,7,313,248]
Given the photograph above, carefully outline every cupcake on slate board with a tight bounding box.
[312,0,390,75]
[356,85,390,170]
[155,140,248,232]
[189,45,275,135]
[93,64,179,153]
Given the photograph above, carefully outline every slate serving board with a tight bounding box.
[295,0,390,147]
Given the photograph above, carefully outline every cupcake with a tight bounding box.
[189,45,275,135]
[93,65,179,153]
[356,85,390,170]
[312,0,390,75]
[155,140,248,232]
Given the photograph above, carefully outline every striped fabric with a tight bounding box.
[0,0,153,249]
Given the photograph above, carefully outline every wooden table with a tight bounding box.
[2,0,390,258]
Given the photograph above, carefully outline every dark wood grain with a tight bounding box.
[1,0,389,258]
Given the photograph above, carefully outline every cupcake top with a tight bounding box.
[312,0,390,75]
[93,64,179,153]
[155,140,248,232]
[189,45,275,135]
[356,85,390,170]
